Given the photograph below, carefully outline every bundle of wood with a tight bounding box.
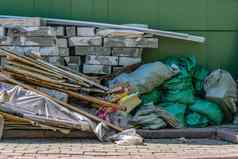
[0,48,124,138]
[0,48,119,109]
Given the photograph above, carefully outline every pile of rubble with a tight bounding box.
[2,16,230,145]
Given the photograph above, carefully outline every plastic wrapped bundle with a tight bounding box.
[109,61,179,94]
[204,69,237,121]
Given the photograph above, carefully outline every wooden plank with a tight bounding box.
[85,55,118,66]
[104,38,158,48]
[83,64,111,74]
[0,36,56,46]
[7,26,56,37]
[77,27,95,36]
[112,48,142,57]
[69,37,102,47]
[119,57,142,66]
[0,17,44,27]
[75,46,111,56]
[3,46,59,56]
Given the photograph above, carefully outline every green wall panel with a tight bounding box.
[0,0,237,76]
[206,31,238,76]
[207,0,238,30]
[34,0,52,17]
[0,0,34,16]
[158,0,207,30]
[92,0,108,22]
[108,0,159,25]
[50,0,72,19]
[71,0,93,20]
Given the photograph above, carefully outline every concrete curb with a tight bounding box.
[3,127,238,144]
[216,128,238,144]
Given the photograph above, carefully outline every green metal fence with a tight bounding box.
[0,0,237,76]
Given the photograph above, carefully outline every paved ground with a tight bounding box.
[0,139,238,159]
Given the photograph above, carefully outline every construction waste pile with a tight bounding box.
[109,57,237,129]
[0,16,236,145]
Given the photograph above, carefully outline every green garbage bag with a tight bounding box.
[191,65,209,94]
[162,89,194,104]
[186,112,209,128]
[159,103,187,128]
[141,89,160,104]
[165,56,196,72]
[189,99,224,125]
[162,57,195,104]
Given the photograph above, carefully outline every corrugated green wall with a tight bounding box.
[0,0,237,76]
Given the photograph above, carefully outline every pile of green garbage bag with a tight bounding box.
[129,56,233,129]
[161,57,196,104]
[141,89,160,105]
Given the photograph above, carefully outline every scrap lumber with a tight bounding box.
[77,27,95,37]
[96,29,144,38]
[6,60,64,79]
[0,17,44,27]
[69,37,102,47]
[0,109,71,134]
[6,26,56,37]
[60,90,118,108]
[0,73,123,132]
[104,38,158,48]
[0,48,106,89]
[74,46,111,56]
[35,58,109,91]
[0,111,30,123]
[4,64,65,83]
[5,72,80,91]
[0,49,109,95]
[0,48,62,76]
[85,55,118,66]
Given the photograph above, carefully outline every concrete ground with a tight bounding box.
[0,138,238,159]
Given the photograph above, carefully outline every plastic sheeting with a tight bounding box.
[107,129,143,145]
[0,83,144,144]
[0,84,95,132]
[109,61,179,94]
[204,69,237,121]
